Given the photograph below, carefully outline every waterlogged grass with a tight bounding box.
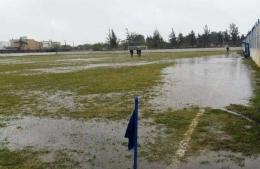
[2,107,259,168]
[142,107,260,165]
[0,148,81,169]
[1,64,167,94]
[189,109,260,156]
[227,58,260,123]
[0,63,169,118]
[0,148,44,169]
[103,51,227,63]
[0,51,226,73]
[0,51,227,119]
[2,51,255,168]
[141,108,199,163]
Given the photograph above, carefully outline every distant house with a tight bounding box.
[10,37,41,51]
[41,40,61,49]
[42,41,52,49]
[0,41,10,50]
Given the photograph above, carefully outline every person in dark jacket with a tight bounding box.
[130,49,134,57]
[226,45,230,54]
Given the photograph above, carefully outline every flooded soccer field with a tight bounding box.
[0,50,260,169]
[150,55,254,110]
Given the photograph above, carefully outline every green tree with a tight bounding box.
[197,33,203,47]
[177,33,184,48]
[187,30,196,47]
[223,30,230,45]
[169,28,177,48]
[209,31,219,46]
[126,29,145,46]
[202,25,210,47]
[146,36,153,48]
[216,31,224,46]
[152,29,164,48]
[241,34,245,41]
[146,29,164,49]
[107,29,118,49]
[229,23,239,46]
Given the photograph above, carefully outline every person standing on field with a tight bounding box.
[226,45,229,54]
[130,49,134,57]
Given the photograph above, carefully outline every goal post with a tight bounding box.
[128,46,147,50]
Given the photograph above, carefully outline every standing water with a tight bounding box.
[150,54,254,110]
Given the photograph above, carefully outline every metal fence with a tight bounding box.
[243,19,260,66]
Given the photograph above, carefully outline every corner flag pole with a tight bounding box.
[133,97,138,169]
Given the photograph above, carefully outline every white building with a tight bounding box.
[41,41,61,49]
[0,41,10,50]
[42,41,52,49]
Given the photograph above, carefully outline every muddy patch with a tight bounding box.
[0,116,166,169]
[150,55,254,111]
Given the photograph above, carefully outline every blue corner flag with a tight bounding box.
[125,97,138,169]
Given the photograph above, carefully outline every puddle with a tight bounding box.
[0,116,165,169]
[30,61,154,74]
[55,58,105,63]
[0,56,105,66]
[177,151,260,169]
[0,59,37,65]
[21,60,173,75]
[150,55,254,110]
[0,57,173,75]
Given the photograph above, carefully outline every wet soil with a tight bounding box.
[0,116,166,169]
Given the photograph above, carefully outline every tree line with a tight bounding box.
[77,23,242,51]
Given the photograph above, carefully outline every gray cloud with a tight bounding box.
[0,0,259,45]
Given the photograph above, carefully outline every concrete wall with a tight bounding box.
[244,20,260,67]
[250,49,260,66]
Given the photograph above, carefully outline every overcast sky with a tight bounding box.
[0,0,259,45]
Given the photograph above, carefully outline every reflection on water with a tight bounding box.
[151,55,254,110]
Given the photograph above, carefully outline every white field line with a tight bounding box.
[166,109,205,169]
